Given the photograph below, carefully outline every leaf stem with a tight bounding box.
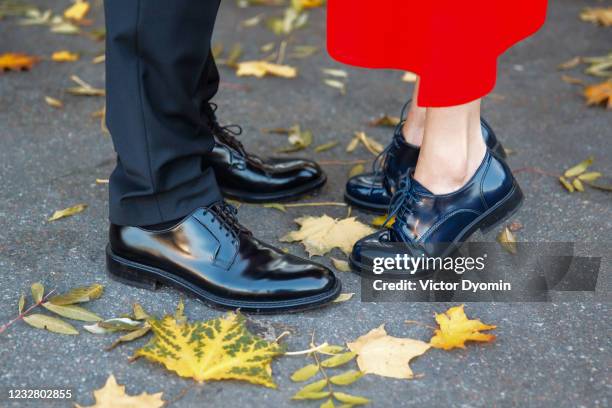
[284,341,329,356]
[0,289,57,335]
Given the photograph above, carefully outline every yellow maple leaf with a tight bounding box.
[64,0,90,22]
[580,7,612,27]
[429,305,496,350]
[134,312,284,387]
[347,324,430,379]
[280,214,375,257]
[584,80,612,109]
[76,374,164,408]
[51,50,80,62]
[236,60,297,78]
[0,53,39,72]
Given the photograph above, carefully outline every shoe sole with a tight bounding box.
[106,245,342,314]
[221,174,327,203]
[349,181,524,278]
[344,141,508,214]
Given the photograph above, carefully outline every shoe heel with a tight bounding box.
[106,246,161,291]
[479,184,524,235]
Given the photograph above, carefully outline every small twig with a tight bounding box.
[163,383,195,407]
[275,330,291,343]
[404,320,436,331]
[0,289,57,335]
[513,167,560,178]
[276,40,287,65]
[284,342,329,356]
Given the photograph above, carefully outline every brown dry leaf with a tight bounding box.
[48,204,87,222]
[497,227,517,254]
[347,324,430,379]
[64,0,90,22]
[354,131,384,155]
[280,215,375,256]
[51,50,79,62]
[429,305,497,350]
[584,80,612,109]
[580,7,612,27]
[76,374,164,408]
[236,60,297,78]
[45,96,64,109]
[561,75,585,86]
[558,56,582,70]
[369,115,401,127]
[0,52,39,72]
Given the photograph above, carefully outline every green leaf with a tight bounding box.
[564,157,593,178]
[18,294,25,314]
[23,314,78,335]
[47,203,87,222]
[107,324,151,350]
[577,172,602,182]
[319,345,345,355]
[329,370,364,386]
[333,392,370,405]
[31,282,44,303]
[42,302,102,322]
[572,178,585,192]
[48,284,104,305]
[320,399,336,408]
[320,351,356,368]
[559,176,574,193]
[291,364,320,382]
[133,303,150,320]
[292,390,331,401]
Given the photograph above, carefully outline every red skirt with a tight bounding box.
[327,1,548,107]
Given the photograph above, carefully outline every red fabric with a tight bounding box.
[327,1,548,107]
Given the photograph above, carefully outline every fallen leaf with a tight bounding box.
[64,0,90,22]
[51,50,79,62]
[429,305,496,350]
[372,214,394,227]
[290,364,319,382]
[497,227,517,254]
[577,171,602,182]
[132,303,150,320]
[49,284,104,305]
[76,374,164,408]
[225,43,243,68]
[333,293,354,303]
[324,79,346,94]
[48,204,87,221]
[333,392,370,406]
[289,45,318,59]
[328,370,364,385]
[346,137,360,153]
[322,68,348,78]
[23,313,79,335]
[42,302,102,322]
[263,203,287,212]
[66,75,105,96]
[242,13,264,27]
[584,80,612,109]
[331,258,350,272]
[0,52,39,72]
[348,163,364,178]
[354,131,384,155]
[45,96,63,108]
[559,176,575,193]
[347,324,430,379]
[31,282,44,303]
[280,215,375,256]
[402,72,417,82]
[584,53,612,78]
[135,312,283,387]
[277,125,313,153]
[561,75,585,85]
[508,221,523,232]
[557,56,582,70]
[293,0,325,9]
[586,176,612,192]
[369,115,401,127]
[18,294,25,314]
[107,324,151,350]
[564,157,594,178]
[580,7,612,27]
[314,141,338,153]
[320,351,356,368]
[84,317,143,334]
[236,60,297,78]
[572,178,585,192]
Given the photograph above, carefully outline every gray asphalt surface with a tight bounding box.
[0,1,610,407]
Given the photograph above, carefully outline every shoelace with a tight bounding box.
[207,103,247,155]
[210,201,252,238]
[383,177,417,228]
[368,99,412,192]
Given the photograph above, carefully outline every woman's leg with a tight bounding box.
[401,78,426,146]
[413,99,487,194]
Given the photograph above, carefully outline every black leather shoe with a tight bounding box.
[204,105,327,202]
[106,202,341,312]
[344,118,506,213]
[349,150,523,278]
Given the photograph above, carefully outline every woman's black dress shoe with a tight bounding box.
[349,150,523,278]
[344,118,506,213]
[106,202,341,313]
[204,106,327,202]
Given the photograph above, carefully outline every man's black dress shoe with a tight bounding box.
[344,118,506,213]
[106,202,341,312]
[349,150,523,277]
[204,105,327,202]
